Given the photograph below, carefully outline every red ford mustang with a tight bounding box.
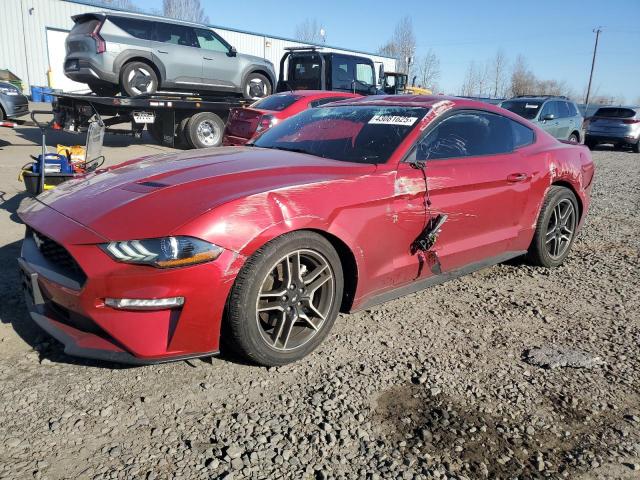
[18,96,594,366]
[223,90,360,146]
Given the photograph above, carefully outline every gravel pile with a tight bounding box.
[0,149,638,480]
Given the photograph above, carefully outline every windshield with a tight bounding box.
[252,105,428,164]
[252,94,301,111]
[501,100,543,120]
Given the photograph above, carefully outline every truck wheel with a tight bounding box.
[242,73,272,100]
[121,61,158,97]
[185,112,225,148]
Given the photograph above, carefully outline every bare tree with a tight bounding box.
[378,16,416,76]
[294,18,324,44]
[163,0,209,24]
[416,49,440,90]
[509,55,537,97]
[459,61,479,96]
[489,49,508,98]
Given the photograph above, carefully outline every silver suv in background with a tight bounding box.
[64,12,276,99]
[585,107,640,153]
[500,96,583,142]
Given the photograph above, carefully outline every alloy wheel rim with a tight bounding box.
[247,78,266,99]
[545,199,576,259]
[255,249,334,351]
[196,120,220,146]
[128,68,153,95]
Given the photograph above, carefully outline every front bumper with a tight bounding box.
[1,94,29,118]
[18,202,242,364]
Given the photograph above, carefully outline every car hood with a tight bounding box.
[33,147,374,240]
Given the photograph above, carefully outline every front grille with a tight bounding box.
[26,227,86,285]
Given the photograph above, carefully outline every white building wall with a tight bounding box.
[0,0,396,93]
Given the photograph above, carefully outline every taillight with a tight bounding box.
[89,21,106,54]
[622,118,640,124]
[256,114,277,133]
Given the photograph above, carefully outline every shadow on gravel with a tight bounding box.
[13,126,151,149]
[373,384,632,478]
[0,190,29,224]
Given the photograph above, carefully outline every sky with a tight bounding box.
[134,0,640,103]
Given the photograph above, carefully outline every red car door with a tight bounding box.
[391,110,537,285]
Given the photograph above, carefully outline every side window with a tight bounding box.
[332,57,354,91]
[310,97,349,108]
[565,102,578,117]
[109,17,153,40]
[540,101,558,119]
[195,29,229,53]
[154,22,197,47]
[511,120,535,148]
[555,101,570,118]
[416,111,515,160]
[356,63,374,85]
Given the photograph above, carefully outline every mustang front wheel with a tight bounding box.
[225,231,343,366]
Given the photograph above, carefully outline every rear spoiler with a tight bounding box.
[71,12,107,23]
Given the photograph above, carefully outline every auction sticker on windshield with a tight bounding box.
[369,115,418,126]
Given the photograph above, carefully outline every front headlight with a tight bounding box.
[100,236,223,268]
[0,86,19,96]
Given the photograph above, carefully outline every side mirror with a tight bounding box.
[229,46,237,57]
[542,113,555,121]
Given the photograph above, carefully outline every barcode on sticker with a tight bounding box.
[369,115,418,126]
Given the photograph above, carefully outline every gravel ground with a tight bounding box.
[0,148,638,480]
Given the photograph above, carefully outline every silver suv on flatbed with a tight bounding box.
[64,12,276,99]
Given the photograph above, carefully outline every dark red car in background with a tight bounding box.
[18,96,594,367]
[223,90,360,145]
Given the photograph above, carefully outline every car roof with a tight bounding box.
[505,96,573,103]
[77,11,210,29]
[280,90,360,99]
[325,94,487,109]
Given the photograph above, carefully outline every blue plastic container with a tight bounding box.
[30,85,43,102]
[31,153,74,174]
[42,87,54,103]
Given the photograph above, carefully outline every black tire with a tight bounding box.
[242,72,272,100]
[225,231,344,366]
[633,140,640,153]
[120,61,158,97]
[88,83,119,97]
[184,112,225,149]
[527,186,579,268]
[568,132,580,143]
[0,106,5,121]
[585,138,596,150]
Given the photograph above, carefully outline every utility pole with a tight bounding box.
[584,27,602,107]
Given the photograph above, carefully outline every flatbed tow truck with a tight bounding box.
[53,91,248,149]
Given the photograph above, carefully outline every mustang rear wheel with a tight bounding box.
[527,186,578,267]
[225,231,343,366]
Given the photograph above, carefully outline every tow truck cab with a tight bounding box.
[276,47,378,96]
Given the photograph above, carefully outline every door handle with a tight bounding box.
[203,56,214,60]
[507,173,528,183]
[157,50,168,54]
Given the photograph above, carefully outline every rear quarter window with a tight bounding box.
[109,17,154,40]
[511,120,535,148]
